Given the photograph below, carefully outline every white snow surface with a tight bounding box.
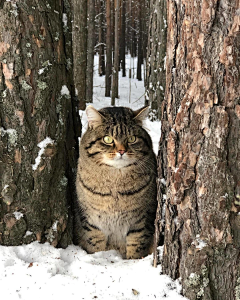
[0,55,187,300]
[0,243,185,300]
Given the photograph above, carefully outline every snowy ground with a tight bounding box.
[0,55,187,300]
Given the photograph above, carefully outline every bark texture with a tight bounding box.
[0,0,81,247]
[105,0,112,97]
[145,0,167,120]
[111,0,120,105]
[72,0,87,109]
[86,0,95,103]
[160,1,240,299]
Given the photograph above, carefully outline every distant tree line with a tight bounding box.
[73,0,150,108]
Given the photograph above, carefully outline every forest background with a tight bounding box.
[0,1,240,300]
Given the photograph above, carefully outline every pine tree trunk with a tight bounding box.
[137,0,143,81]
[145,0,167,119]
[98,0,106,77]
[86,0,95,103]
[0,0,81,248]
[72,0,87,109]
[105,0,112,97]
[111,0,120,105]
[120,0,126,77]
[160,1,240,299]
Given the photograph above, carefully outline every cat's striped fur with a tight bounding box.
[75,106,157,259]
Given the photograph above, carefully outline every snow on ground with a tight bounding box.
[0,243,186,300]
[0,55,187,300]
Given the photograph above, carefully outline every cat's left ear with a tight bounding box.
[133,106,149,124]
[86,105,104,129]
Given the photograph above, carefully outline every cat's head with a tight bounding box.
[82,106,153,169]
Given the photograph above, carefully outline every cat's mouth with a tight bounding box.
[103,152,135,168]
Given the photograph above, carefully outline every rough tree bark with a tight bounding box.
[86,0,95,103]
[159,1,240,299]
[72,0,87,109]
[111,0,120,105]
[105,0,112,97]
[0,0,81,247]
[98,0,106,77]
[120,0,126,77]
[136,0,143,81]
[145,0,167,120]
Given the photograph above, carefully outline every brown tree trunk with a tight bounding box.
[137,0,143,81]
[159,1,240,299]
[0,0,81,248]
[98,0,106,77]
[72,0,87,109]
[145,0,167,120]
[86,0,95,103]
[111,0,120,105]
[105,0,112,97]
[120,0,126,77]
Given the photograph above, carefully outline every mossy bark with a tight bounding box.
[160,1,240,299]
[0,0,81,248]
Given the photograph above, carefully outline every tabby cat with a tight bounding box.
[75,106,157,259]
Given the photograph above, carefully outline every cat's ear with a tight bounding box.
[133,106,149,124]
[86,105,104,129]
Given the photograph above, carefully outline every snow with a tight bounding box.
[32,137,54,171]
[0,55,188,300]
[61,85,70,96]
[195,235,207,250]
[0,243,186,300]
[13,212,24,220]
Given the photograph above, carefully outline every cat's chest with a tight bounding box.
[81,164,150,198]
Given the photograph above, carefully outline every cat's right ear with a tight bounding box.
[86,105,103,129]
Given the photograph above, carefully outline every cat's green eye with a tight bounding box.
[103,136,114,144]
[128,135,136,143]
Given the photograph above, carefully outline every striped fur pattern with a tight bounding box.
[75,106,157,259]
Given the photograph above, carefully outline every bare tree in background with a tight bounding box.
[86,0,95,103]
[72,0,87,109]
[111,0,120,105]
[105,0,112,97]
[145,0,167,120]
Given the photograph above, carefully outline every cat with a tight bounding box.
[75,105,157,259]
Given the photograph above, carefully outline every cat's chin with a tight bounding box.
[103,156,134,169]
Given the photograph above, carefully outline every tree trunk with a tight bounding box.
[137,0,143,81]
[111,0,120,105]
[72,0,87,109]
[98,0,106,77]
[105,0,112,97]
[0,0,81,248]
[145,0,167,120]
[86,0,95,103]
[120,0,126,77]
[159,1,240,299]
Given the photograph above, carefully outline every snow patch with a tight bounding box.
[194,234,207,250]
[24,231,33,237]
[32,137,54,171]
[61,85,70,96]
[13,212,23,220]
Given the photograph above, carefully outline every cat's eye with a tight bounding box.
[128,135,136,143]
[103,136,114,144]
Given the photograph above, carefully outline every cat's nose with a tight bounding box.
[118,150,126,156]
